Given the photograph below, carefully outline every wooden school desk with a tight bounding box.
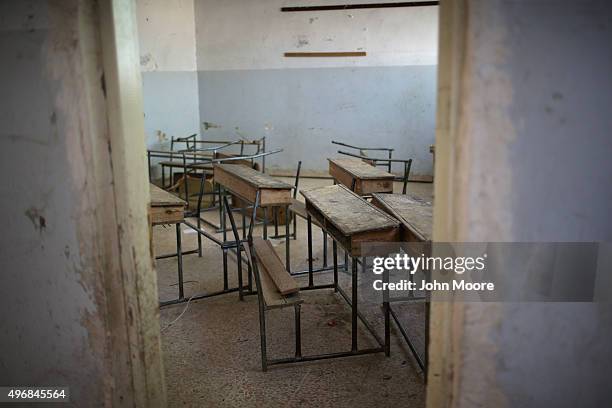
[371,193,433,372]
[213,164,293,297]
[149,183,188,306]
[302,184,400,357]
[328,157,395,195]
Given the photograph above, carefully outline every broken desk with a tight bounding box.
[328,157,395,195]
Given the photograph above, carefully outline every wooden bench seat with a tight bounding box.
[250,237,301,308]
[222,194,302,371]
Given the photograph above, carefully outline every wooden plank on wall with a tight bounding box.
[284,51,367,57]
[281,2,439,12]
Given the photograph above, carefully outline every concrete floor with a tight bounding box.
[154,179,432,407]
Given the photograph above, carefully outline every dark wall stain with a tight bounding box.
[25,207,47,232]
[100,73,106,98]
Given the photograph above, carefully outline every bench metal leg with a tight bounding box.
[295,304,302,358]
[259,312,268,372]
[176,223,184,300]
[383,267,390,357]
[260,307,267,372]
[351,258,358,352]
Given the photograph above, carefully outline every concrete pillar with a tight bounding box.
[0,1,166,405]
[429,1,612,407]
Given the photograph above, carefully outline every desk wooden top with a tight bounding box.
[150,183,187,207]
[214,164,292,190]
[301,184,399,236]
[371,193,432,242]
[328,158,395,180]
[149,183,186,225]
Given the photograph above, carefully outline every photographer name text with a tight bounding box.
[370,253,495,292]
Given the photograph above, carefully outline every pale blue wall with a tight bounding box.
[141,71,200,150]
[197,65,437,176]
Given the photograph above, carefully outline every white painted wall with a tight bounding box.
[194,0,439,176]
[137,0,197,71]
[136,0,200,154]
[195,0,438,70]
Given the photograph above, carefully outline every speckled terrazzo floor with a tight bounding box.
[154,179,432,408]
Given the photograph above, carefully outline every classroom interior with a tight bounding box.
[1,0,611,407]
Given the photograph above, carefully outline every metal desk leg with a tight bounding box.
[293,207,297,240]
[285,204,290,272]
[351,258,358,352]
[237,244,244,301]
[221,188,228,291]
[274,207,279,238]
[197,211,203,257]
[217,183,222,230]
[295,304,302,358]
[259,303,267,372]
[333,240,338,292]
[307,215,314,288]
[221,188,227,243]
[222,248,229,291]
[383,267,390,356]
[344,251,349,272]
[176,223,184,300]
[263,207,268,240]
[425,288,430,378]
[323,231,328,267]
[183,163,189,203]
[242,206,252,291]
[196,174,205,258]
[242,207,247,240]
[148,152,152,182]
